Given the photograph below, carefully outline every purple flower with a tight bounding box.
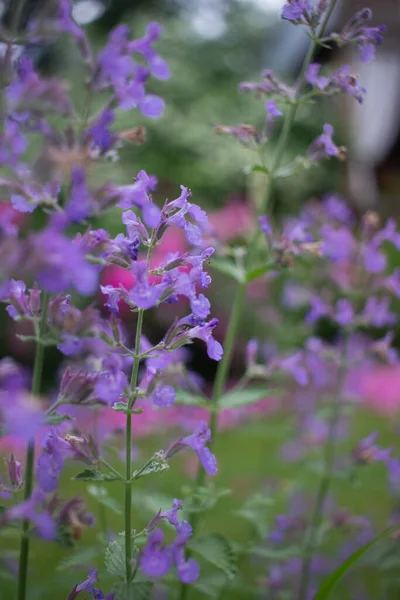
[30,227,98,296]
[172,421,218,476]
[65,168,93,223]
[352,433,391,465]
[94,355,128,405]
[152,384,176,408]
[67,568,115,600]
[306,64,329,90]
[335,299,354,326]
[280,352,308,386]
[187,318,223,361]
[8,489,55,540]
[363,243,386,274]
[129,262,167,309]
[176,558,200,584]
[282,0,310,22]
[308,124,340,160]
[57,334,84,356]
[36,431,72,492]
[141,530,173,578]
[363,297,395,328]
[265,100,282,123]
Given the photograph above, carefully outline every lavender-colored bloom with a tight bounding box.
[306,295,330,324]
[259,215,272,236]
[190,293,211,320]
[8,489,55,540]
[65,168,93,222]
[1,392,43,440]
[335,299,354,326]
[177,421,218,475]
[320,225,355,262]
[352,432,391,465]
[363,243,386,273]
[308,124,339,160]
[58,334,84,356]
[152,384,176,408]
[280,352,308,386]
[282,0,310,22]
[176,558,200,584]
[86,109,115,154]
[36,431,72,492]
[94,355,128,405]
[187,318,223,361]
[265,100,282,123]
[31,227,98,296]
[130,262,167,309]
[306,64,329,90]
[141,530,172,578]
[363,297,395,328]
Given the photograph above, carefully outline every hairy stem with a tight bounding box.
[17,292,49,600]
[297,335,348,600]
[125,308,144,583]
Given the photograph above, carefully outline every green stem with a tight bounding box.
[266,0,339,208]
[17,293,49,600]
[124,309,145,583]
[297,335,348,600]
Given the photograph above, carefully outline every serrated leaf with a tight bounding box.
[105,540,126,578]
[114,582,153,600]
[217,387,278,410]
[211,257,245,282]
[45,412,73,425]
[174,390,208,407]
[87,485,122,515]
[57,546,102,571]
[190,533,237,580]
[132,456,169,480]
[73,468,119,482]
[315,524,400,600]
[112,401,130,413]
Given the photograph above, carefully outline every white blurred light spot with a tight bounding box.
[0,1,5,19]
[191,6,227,39]
[72,0,106,25]
[239,0,285,13]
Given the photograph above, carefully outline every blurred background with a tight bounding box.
[2,1,400,598]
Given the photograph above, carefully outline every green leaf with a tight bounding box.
[114,582,153,600]
[251,164,269,175]
[112,401,130,413]
[211,257,245,282]
[246,264,274,282]
[190,533,237,580]
[57,547,102,570]
[132,455,169,480]
[217,387,279,410]
[314,524,400,600]
[87,485,122,515]
[73,468,119,482]
[105,539,126,578]
[45,412,73,425]
[174,390,208,407]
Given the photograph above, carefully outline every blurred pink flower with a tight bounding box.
[351,366,400,415]
[209,198,254,242]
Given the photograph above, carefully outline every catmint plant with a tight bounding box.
[0,2,222,599]
[0,1,396,600]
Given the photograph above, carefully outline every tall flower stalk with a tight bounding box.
[18,293,49,600]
